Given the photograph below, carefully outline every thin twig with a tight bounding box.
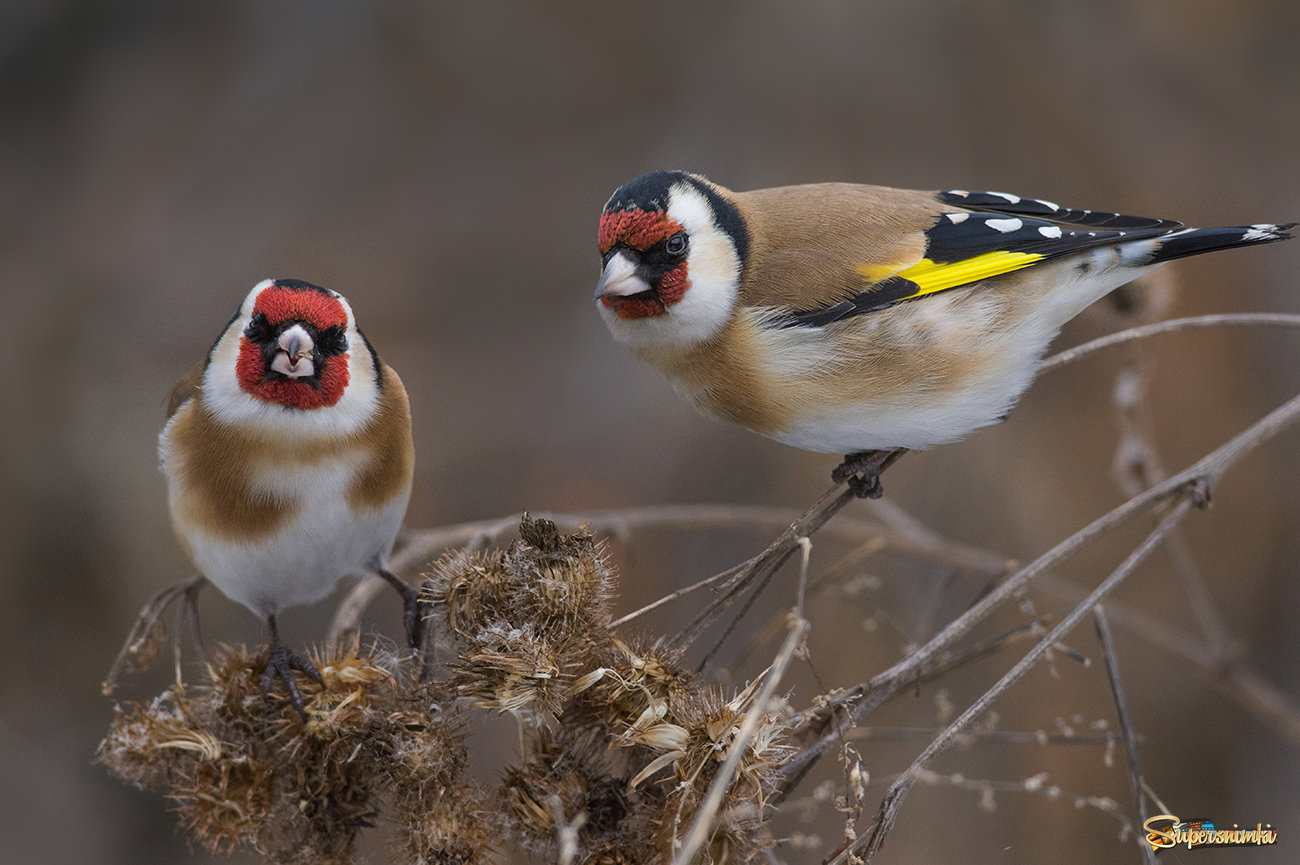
[844,726,1137,747]
[783,614,1071,731]
[910,769,1140,843]
[843,496,1197,863]
[1037,574,1300,748]
[670,484,857,653]
[332,500,994,643]
[1092,606,1156,865]
[787,389,1300,784]
[1109,355,1233,654]
[1039,313,1300,374]
[609,563,745,629]
[103,574,207,695]
[549,795,587,865]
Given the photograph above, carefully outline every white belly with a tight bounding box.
[767,374,1030,453]
[175,459,409,618]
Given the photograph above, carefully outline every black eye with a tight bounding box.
[317,325,348,357]
[665,233,688,256]
[245,313,273,344]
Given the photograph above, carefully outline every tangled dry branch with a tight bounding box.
[101,315,1300,864]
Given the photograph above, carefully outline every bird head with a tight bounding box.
[233,279,357,410]
[595,171,749,349]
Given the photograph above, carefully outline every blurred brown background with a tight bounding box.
[4,1,1300,863]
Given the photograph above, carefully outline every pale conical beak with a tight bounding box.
[594,250,652,301]
[270,324,316,378]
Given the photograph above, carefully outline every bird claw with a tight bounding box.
[260,639,322,719]
[833,448,906,499]
[846,473,884,499]
[401,591,423,650]
[379,569,424,650]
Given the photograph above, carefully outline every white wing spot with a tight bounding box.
[1036,198,1061,211]
[1037,225,1063,239]
[948,189,970,197]
[986,218,1023,234]
[991,191,1022,203]
[945,212,969,224]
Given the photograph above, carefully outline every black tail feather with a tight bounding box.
[1150,223,1295,263]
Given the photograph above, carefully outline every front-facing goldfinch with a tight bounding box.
[594,171,1293,495]
[159,278,418,714]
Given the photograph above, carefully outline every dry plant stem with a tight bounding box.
[846,726,1134,746]
[787,389,1300,788]
[695,559,787,672]
[780,614,1076,732]
[672,613,811,865]
[1038,312,1300,374]
[909,769,1139,840]
[177,576,207,684]
[333,501,1006,642]
[1092,606,1156,865]
[614,508,1003,631]
[608,562,745,629]
[843,497,1198,864]
[674,541,812,865]
[550,795,586,865]
[670,484,857,654]
[1159,529,1232,655]
[1038,573,1300,748]
[1111,355,1234,655]
[103,573,207,695]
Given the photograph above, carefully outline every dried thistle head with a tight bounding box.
[508,514,617,624]
[428,516,621,720]
[99,643,481,864]
[398,797,494,865]
[425,547,515,635]
[105,516,802,865]
[569,635,692,734]
[612,679,795,863]
[501,725,644,864]
[387,717,491,865]
[455,622,575,719]
[425,516,616,635]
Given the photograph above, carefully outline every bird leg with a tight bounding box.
[378,568,423,650]
[832,448,907,499]
[260,614,322,718]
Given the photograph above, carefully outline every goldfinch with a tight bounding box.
[159,278,418,713]
[594,171,1293,495]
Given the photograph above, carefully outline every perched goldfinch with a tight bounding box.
[594,171,1293,495]
[159,278,418,713]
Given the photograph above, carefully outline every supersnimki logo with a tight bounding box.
[1143,815,1278,852]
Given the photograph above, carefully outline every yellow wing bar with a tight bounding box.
[858,250,1045,300]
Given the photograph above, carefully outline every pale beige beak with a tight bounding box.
[594,250,652,300]
[270,324,316,378]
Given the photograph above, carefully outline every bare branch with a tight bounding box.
[844,496,1197,863]
[1093,606,1156,865]
[786,390,1300,790]
[1039,313,1300,374]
